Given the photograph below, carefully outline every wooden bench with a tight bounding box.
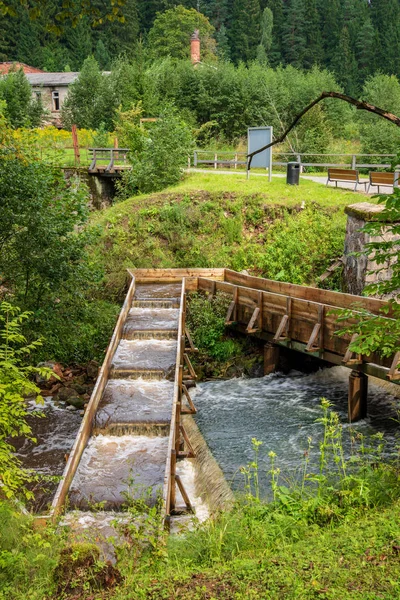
[326,168,367,191]
[367,171,396,193]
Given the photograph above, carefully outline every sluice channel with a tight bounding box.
[15,269,400,555]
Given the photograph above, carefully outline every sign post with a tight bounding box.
[247,127,273,181]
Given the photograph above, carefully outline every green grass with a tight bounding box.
[88,172,365,300]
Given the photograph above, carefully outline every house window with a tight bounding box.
[34,90,41,100]
[52,91,60,111]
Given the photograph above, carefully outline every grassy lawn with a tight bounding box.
[168,171,363,207]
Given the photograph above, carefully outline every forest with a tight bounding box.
[1,0,400,95]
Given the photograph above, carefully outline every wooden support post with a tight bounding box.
[179,424,196,458]
[170,449,177,511]
[264,342,279,375]
[348,370,368,422]
[181,384,197,414]
[175,475,194,512]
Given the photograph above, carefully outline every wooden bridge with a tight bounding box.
[39,268,398,528]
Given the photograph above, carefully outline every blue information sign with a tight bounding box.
[247,126,273,181]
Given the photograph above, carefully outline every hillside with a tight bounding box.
[88,173,362,301]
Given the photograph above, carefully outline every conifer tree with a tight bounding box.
[319,0,341,71]
[266,0,284,66]
[303,0,324,68]
[332,26,359,96]
[371,0,400,77]
[257,7,273,64]
[282,0,306,68]
[356,16,376,86]
[229,0,261,63]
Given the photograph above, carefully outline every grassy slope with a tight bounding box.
[88,173,364,300]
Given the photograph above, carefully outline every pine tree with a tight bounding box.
[282,0,306,68]
[94,39,112,70]
[303,0,324,68]
[318,0,341,71]
[356,16,376,86]
[216,24,231,60]
[229,0,261,63]
[257,7,273,64]
[332,26,359,95]
[266,0,284,66]
[371,0,400,78]
[65,17,93,70]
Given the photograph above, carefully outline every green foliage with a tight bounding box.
[61,56,115,130]
[359,74,400,155]
[0,148,118,363]
[0,68,45,128]
[147,5,216,61]
[0,303,51,499]
[118,104,194,195]
[187,292,240,361]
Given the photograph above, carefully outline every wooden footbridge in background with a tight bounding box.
[40,268,398,527]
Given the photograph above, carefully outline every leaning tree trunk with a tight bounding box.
[247,91,400,169]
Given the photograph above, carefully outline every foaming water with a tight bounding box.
[194,366,400,495]
[69,434,168,510]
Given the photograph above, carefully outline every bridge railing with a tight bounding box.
[88,147,131,173]
[193,150,398,171]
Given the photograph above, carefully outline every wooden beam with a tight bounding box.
[387,351,400,381]
[264,342,279,375]
[246,307,260,333]
[225,300,236,325]
[181,384,197,414]
[185,327,198,353]
[273,314,289,342]
[305,305,324,352]
[348,370,368,422]
[184,353,197,379]
[179,424,196,458]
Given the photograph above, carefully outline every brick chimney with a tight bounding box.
[190,30,200,65]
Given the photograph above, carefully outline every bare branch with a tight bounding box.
[247,91,400,169]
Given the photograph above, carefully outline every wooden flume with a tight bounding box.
[34,268,398,528]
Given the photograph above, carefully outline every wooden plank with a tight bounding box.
[181,384,197,414]
[185,327,198,353]
[128,268,225,282]
[224,269,391,316]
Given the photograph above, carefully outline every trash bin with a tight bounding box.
[286,162,300,185]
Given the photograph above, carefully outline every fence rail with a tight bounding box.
[193,150,398,171]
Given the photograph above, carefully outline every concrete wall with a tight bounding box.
[343,202,399,296]
[63,168,116,211]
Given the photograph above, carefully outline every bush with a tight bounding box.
[117,104,193,196]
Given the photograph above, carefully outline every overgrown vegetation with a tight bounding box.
[0,303,50,499]
[0,144,119,363]
[2,399,400,599]
[88,174,358,300]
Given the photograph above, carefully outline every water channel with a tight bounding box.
[16,366,400,513]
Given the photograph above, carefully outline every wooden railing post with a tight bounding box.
[351,154,356,169]
[214,153,218,169]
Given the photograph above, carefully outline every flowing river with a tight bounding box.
[16,366,400,510]
[193,366,400,495]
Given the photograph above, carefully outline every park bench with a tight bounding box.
[326,168,367,191]
[367,171,396,193]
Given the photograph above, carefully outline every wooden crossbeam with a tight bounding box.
[174,475,194,513]
[225,300,236,325]
[246,307,260,333]
[387,351,400,381]
[179,424,196,458]
[183,353,197,379]
[185,327,198,353]
[342,333,363,365]
[180,384,197,414]
[305,305,324,352]
[273,314,289,342]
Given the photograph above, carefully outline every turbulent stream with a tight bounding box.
[16,366,400,511]
[193,366,400,495]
